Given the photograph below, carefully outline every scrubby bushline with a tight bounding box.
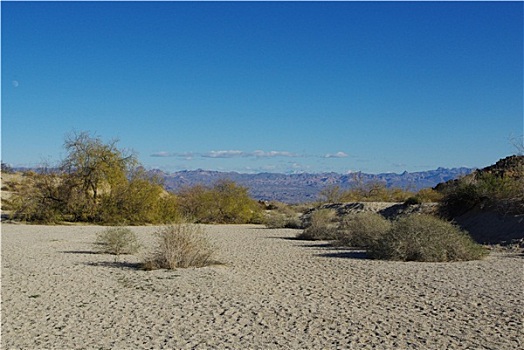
[437,155,524,218]
[297,209,487,262]
[262,201,304,229]
[3,131,263,225]
[4,132,179,225]
[317,182,443,204]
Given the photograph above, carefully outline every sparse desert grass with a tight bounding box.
[95,227,140,256]
[297,208,339,240]
[264,202,302,229]
[336,212,392,248]
[264,212,300,229]
[143,224,215,270]
[368,214,488,262]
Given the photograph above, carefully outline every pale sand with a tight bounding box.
[1,224,522,350]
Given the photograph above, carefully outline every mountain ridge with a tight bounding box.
[158,167,474,203]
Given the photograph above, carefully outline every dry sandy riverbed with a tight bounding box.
[1,224,522,349]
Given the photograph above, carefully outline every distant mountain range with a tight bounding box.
[154,167,474,203]
[9,164,474,204]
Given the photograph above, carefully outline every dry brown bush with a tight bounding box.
[95,227,140,256]
[143,224,215,270]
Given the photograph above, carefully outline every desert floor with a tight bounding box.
[1,224,522,349]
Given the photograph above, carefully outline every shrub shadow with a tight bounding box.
[300,243,335,248]
[316,250,370,260]
[61,250,99,255]
[268,234,371,260]
[85,261,143,270]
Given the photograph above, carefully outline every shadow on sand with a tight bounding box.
[84,261,144,270]
[316,250,370,260]
[61,250,99,255]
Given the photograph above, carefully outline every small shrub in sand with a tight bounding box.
[297,208,339,240]
[368,214,487,262]
[95,227,140,256]
[263,201,303,229]
[264,212,302,229]
[143,224,215,270]
[336,212,391,248]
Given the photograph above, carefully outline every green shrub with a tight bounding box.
[439,168,524,218]
[143,224,215,270]
[8,171,65,223]
[264,212,302,229]
[338,181,414,203]
[336,212,391,248]
[414,188,443,203]
[297,209,339,240]
[177,180,262,224]
[95,227,140,256]
[439,183,483,217]
[263,202,303,229]
[368,215,487,262]
[404,197,422,206]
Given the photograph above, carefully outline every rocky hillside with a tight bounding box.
[435,155,524,192]
[434,155,523,245]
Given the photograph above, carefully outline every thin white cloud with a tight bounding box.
[251,150,297,158]
[151,151,174,157]
[151,151,195,158]
[203,150,245,158]
[324,151,349,158]
[151,150,348,160]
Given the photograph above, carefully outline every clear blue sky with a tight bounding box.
[2,1,523,174]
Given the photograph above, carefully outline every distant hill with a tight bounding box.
[157,167,473,203]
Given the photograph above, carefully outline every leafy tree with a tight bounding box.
[98,168,177,224]
[210,179,260,224]
[9,131,180,224]
[176,184,210,222]
[177,180,261,224]
[9,169,65,223]
[60,131,137,219]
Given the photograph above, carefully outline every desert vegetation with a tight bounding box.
[317,182,442,204]
[298,211,487,262]
[176,179,262,224]
[368,215,487,262]
[262,201,303,229]
[437,156,524,218]
[95,227,141,257]
[4,132,178,224]
[93,223,216,270]
[300,154,523,259]
[2,131,261,225]
[143,224,216,270]
[336,212,392,248]
[296,208,339,240]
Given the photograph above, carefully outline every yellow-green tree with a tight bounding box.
[177,180,261,224]
[9,131,180,224]
[60,131,137,220]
